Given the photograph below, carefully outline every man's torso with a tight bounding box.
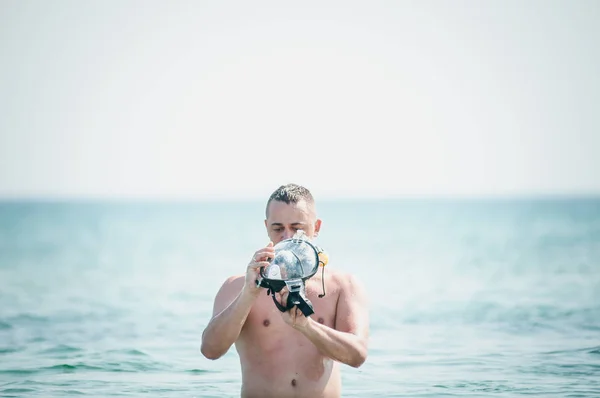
[235,273,343,398]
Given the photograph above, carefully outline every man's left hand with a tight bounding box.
[282,306,310,329]
[276,289,310,330]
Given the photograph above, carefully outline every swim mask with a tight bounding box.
[255,230,328,317]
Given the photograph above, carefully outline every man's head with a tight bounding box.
[264,183,322,243]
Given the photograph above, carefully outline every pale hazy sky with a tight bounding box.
[1,1,598,200]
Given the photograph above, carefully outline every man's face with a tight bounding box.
[265,199,321,244]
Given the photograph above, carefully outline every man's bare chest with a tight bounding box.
[248,283,339,330]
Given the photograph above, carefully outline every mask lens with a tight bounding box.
[263,239,319,281]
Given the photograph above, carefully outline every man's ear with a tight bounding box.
[314,219,322,237]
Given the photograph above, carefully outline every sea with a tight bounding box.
[0,198,599,397]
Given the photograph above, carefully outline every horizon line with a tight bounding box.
[1,192,599,203]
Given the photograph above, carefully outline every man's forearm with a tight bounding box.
[297,317,368,368]
[201,288,258,359]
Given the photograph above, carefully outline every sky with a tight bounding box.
[1,0,599,200]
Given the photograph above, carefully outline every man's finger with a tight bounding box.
[277,290,289,306]
[253,250,275,262]
[248,261,270,270]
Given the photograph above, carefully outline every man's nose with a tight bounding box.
[282,229,295,240]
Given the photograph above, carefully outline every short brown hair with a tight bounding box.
[265,183,315,218]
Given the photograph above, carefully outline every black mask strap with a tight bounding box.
[290,289,315,317]
[267,287,315,317]
[268,288,289,312]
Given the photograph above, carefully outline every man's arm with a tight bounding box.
[201,242,274,360]
[200,275,259,360]
[295,273,369,368]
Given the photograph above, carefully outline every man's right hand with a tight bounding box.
[243,242,275,296]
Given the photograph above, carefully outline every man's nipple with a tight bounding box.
[263,319,270,327]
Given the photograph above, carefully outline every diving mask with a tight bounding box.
[255,231,328,317]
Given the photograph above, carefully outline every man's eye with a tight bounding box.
[273,228,283,232]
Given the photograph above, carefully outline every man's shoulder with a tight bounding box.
[325,268,364,291]
[223,273,245,283]
[221,274,245,287]
[326,267,358,280]
[215,274,245,295]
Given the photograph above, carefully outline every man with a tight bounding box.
[201,183,369,398]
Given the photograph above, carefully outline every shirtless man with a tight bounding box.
[200,183,369,398]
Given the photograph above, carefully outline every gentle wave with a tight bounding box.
[39,345,84,355]
[0,320,12,330]
[543,345,600,355]
[0,360,175,375]
[0,347,22,355]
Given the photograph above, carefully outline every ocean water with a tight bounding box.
[0,198,599,397]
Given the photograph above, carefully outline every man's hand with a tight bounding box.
[282,306,310,329]
[276,288,310,330]
[243,242,275,297]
